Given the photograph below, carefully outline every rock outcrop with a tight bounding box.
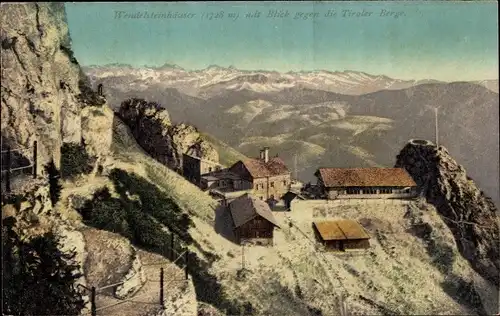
[114,247,147,299]
[1,3,109,174]
[117,98,219,171]
[80,105,114,173]
[396,139,500,285]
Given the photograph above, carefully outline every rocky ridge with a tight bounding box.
[1,3,113,315]
[396,139,500,286]
[117,98,219,172]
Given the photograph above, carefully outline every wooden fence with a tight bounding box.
[78,232,190,316]
[0,141,38,193]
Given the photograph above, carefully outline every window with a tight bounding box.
[270,182,274,188]
[208,167,212,172]
[260,196,263,200]
[283,180,287,186]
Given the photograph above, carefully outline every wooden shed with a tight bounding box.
[229,193,280,246]
[313,219,370,251]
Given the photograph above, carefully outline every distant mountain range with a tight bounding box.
[83,63,499,96]
[83,64,499,205]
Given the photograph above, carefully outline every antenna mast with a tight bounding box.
[434,107,439,148]
[294,154,298,180]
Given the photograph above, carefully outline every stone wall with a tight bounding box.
[329,193,417,200]
[252,174,292,200]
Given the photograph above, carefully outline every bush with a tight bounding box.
[45,160,62,206]
[76,68,105,107]
[79,188,133,239]
[2,217,85,315]
[60,142,96,179]
[109,168,193,242]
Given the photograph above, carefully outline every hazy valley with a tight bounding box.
[84,65,500,205]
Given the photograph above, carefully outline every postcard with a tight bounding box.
[1,2,498,316]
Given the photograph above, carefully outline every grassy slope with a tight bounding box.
[199,132,248,166]
[109,117,493,316]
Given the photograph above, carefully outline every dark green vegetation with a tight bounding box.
[2,217,85,315]
[78,168,251,314]
[45,159,62,206]
[60,142,96,179]
[77,69,105,106]
[59,44,78,65]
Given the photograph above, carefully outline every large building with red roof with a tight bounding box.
[228,147,292,202]
[200,147,292,203]
[315,167,418,199]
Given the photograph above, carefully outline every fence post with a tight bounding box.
[170,233,175,260]
[160,267,164,309]
[5,145,11,193]
[184,249,189,280]
[91,286,97,316]
[32,141,37,178]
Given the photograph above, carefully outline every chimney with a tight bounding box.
[264,147,269,163]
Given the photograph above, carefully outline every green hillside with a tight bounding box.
[200,132,248,166]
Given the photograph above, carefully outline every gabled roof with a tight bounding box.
[315,168,417,188]
[229,193,280,228]
[239,157,290,178]
[314,220,370,241]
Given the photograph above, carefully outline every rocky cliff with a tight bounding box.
[396,139,500,286]
[117,98,219,172]
[1,3,114,314]
[1,2,110,174]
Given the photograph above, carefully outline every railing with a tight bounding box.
[78,235,190,316]
[0,141,38,193]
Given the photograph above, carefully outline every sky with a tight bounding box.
[65,1,498,81]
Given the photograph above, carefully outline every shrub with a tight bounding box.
[79,188,133,239]
[59,44,78,65]
[76,68,105,107]
[2,217,85,315]
[60,142,96,179]
[45,160,62,206]
[109,168,193,242]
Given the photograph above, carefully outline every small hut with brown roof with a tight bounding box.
[229,147,291,202]
[229,193,280,246]
[315,167,418,200]
[313,219,370,251]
